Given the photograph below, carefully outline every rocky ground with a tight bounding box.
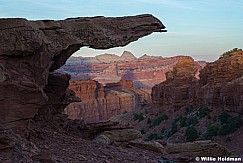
[32,124,164,163]
[112,104,243,158]
[0,119,166,163]
[2,115,240,163]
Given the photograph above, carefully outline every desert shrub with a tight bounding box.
[161,127,166,134]
[164,121,178,138]
[197,106,211,118]
[161,114,169,120]
[237,72,243,78]
[217,124,233,136]
[217,116,242,135]
[185,126,198,142]
[204,124,219,139]
[185,106,193,115]
[170,121,178,135]
[186,116,199,126]
[179,116,186,127]
[133,113,144,122]
[123,111,128,114]
[228,116,243,128]
[140,99,148,107]
[145,109,148,114]
[140,128,146,135]
[225,136,231,142]
[219,48,242,59]
[207,115,211,119]
[145,133,163,141]
[147,118,152,124]
[218,112,231,124]
[150,114,168,128]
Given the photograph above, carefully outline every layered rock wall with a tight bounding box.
[152,51,243,114]
[65,79,151,123]
[198,51,243,113]
[60,54,206,88]
[152,57,199,111]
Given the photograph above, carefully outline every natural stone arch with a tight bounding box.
[0,14,166,130]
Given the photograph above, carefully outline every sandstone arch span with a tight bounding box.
[0,14,166,130]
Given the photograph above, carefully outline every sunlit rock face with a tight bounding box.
[65,79,151,123]
[152,50,243,114]
[0,14,166,130]
[198,50,243,113]
[152,56,199,111]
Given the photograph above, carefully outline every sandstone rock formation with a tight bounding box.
[64,78,151,123]
[90,123,232,160]
[198,50,243,113]
[0,14,166,130]
[128,140,167,155]
[120,51,136,61]
[95,129,142,144]
[59,53,206,88]
[152,50,243,114]
[164,140,232,157]
[152,56,199,110]
[128,140,232,159]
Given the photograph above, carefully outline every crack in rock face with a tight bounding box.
[0,14,166,130]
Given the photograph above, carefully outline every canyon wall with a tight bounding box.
[0,14,165,130]
[59,53,206,88]
[152,56,199,111]
[152,50,243,114]
[198,50,243,113]
[65,79,151,123]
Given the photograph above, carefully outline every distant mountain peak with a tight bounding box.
[140,54,150,59]
[120,51,136,60]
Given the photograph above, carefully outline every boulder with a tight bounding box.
[165,141,232,157]
[128,140,167,155]
[93,127,142,145]
[101,129,142,143]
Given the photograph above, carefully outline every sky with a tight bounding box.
[0,0,243,61]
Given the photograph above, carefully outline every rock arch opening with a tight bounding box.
[0,14,166,130]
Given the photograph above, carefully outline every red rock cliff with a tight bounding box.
[152,56,199,111]
[60,54,205,88]
[152,50,243,114]
[65,79,151,123]
[198,50,243,113]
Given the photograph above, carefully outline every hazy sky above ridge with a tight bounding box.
[1,0,243,61]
